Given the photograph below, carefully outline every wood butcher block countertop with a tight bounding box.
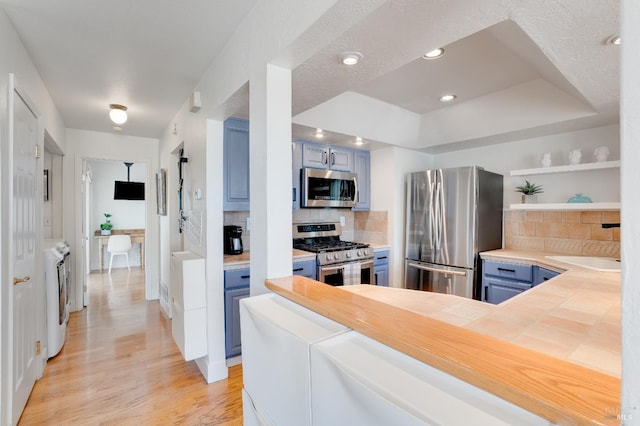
[265,249,621,425]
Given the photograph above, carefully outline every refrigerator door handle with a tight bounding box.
[434,182,442,249]
[407,262,467,277]
[429,182,436,248]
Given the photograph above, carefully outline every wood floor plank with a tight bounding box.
[19,268,243,425]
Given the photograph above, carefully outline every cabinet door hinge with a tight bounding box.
[36,340,41,355]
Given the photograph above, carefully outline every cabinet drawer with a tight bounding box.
[374,250,389,266]
[293,260,316,280]
[224,268,251,289]
[483,260,533,283]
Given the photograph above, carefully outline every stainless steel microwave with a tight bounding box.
[301,168,358,208]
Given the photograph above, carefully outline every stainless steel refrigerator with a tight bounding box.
[404,166,503,299]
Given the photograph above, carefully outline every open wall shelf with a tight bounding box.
[509,202,621,211]
[510,161,620,176]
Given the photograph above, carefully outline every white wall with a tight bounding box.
[88,159,146,270]
[0,6,67,424]
[371,146,434,288]
[621,0,639,418]
[63,129,159,311]
[433,124,620,206]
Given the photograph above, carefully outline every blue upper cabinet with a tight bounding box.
[301,141,353,172]
[352,150,370,211]
[223,118,250,211]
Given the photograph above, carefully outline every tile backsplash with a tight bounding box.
[504,210,620,258]
[224,209,389,250]
[354,210,388,245]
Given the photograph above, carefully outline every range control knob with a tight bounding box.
[357,250,362,257]
[346,252,352,259]
[325,254,332,262]
[334,253,341,261]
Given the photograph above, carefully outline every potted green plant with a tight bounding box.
[100,213,113,235]
[515,180,543,203]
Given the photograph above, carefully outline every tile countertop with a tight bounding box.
[223,249,316,270]
[265,249,621,425]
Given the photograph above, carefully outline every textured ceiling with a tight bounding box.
[0,0,620,151]
[290,0,620,151]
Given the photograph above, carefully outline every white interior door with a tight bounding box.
[82,162,91,306]
[11,76,41,424]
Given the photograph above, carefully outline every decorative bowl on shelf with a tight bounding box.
[567,193,592,203]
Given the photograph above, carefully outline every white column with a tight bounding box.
[621,0,640,420]
[249,64,293,295]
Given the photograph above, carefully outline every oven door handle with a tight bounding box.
[407,262,467,277]
[321,264,345,274]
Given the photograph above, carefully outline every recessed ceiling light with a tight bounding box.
[439,94,457,102]
[313,128,325,138]
[352,136,364,146]
[340,52,363,65]
[606,34,621,45]
[109,104,128,124]
[422,48,445,60]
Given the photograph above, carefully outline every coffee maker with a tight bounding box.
[224,225,243,255]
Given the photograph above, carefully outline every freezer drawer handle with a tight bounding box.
[292,267,304,272]
[408,262,466,277]
[497,267,516,273]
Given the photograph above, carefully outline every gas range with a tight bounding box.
[293,222,373,266]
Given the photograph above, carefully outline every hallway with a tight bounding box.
[19,268,243,425]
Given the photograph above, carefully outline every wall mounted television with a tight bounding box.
[114,181,145,200]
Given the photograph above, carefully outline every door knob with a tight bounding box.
[13,276,31,285]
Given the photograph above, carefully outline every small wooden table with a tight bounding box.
[94,229,145,272]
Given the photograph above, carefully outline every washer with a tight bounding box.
[43,239,70,358]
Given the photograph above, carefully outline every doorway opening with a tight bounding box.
[81,158,148,306]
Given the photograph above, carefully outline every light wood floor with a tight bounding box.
[19,268,244,425]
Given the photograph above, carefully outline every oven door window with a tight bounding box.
[320,261,373,286]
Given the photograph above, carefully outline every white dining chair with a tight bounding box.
[107,235,132,274]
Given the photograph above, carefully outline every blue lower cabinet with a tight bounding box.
[374,250,390,286]
[224,286,249,358]
[224,261,317,358]
[534,266,559,285]
[482,259,561,304]
[482,276,532,305]
[293,259,317,280]
[224,268,250,358]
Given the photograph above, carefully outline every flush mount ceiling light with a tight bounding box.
[109,104,128,124]
[313,128,325,138]
[439,94,457,102]
[606,34,621,45]
[422,48,445,60]
[340,52,363,65]
[352,136,365,146]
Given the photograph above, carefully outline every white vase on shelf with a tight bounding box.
[541,153,552,167]
[594,146,610,162]
[569,149,582,165]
